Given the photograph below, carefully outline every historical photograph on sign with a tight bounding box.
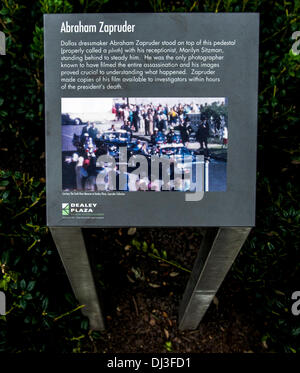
[61,97,228,192]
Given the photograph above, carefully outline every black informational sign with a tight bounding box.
[44,13,259,227]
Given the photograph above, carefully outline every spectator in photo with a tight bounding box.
[175,122,188,145]
[114,101,122,120]
[80,158,90,190]
[132,105,140,132]
[109,124,116,131]
[72,153,79,163]
[191,102,199,113]
[169,106,178,125]
[152,144,161,155]
[119,105,124,121]
[153,110,159,131]
[63,154,79,190]
[156,114,162,131]
[121,120,132,135]
[84,136,93,154]
[139,108,145,134]
[112,104,117,119]
[184,119,193,140]
[197,120,210,150]
[163,104,169,118]
[147,110,154,135]
[167,126,175,144]
[86,154,97,191]
[136,140,143,150]
[82,133,90,153]
[88,122,98,141]
[183,104,191,115]
[222,126,228,148]
[75,156,85,190]
[128,106,133,127]
[151,128,158,145]
[144,111,150,135]
[80,121,92,143]
[140,142,149,156]
[161,113,168,131]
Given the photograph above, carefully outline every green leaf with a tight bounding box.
[27,281,36,291]
[23,293,33,301]
[2,190,10,200]
[20,279,26,290]
[142,241,148,252]
[0,8,8,15]
[20,299,27,309]
[42,297,49,310]
[292,328,300,336]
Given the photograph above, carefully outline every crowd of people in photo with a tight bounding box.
[62,100,228,192]
[112,100,228,148]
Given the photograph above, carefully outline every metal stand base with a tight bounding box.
[50,227,105,330]
[50,226,250,332]
[178,227,251,330]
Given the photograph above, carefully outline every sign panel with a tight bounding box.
[44,13,259,227]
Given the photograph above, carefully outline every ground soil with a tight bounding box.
[83,227,263,353]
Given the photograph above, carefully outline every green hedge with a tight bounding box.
[0,0,299,352]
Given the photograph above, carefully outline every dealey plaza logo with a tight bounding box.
[62,203,70,216]
[62,202,97,216]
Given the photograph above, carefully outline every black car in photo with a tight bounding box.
[154,130,167,145]
[97,129,137,163]
[99,129,132,145]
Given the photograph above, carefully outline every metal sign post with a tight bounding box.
[178,227,251,330]
[50,227,105,330]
